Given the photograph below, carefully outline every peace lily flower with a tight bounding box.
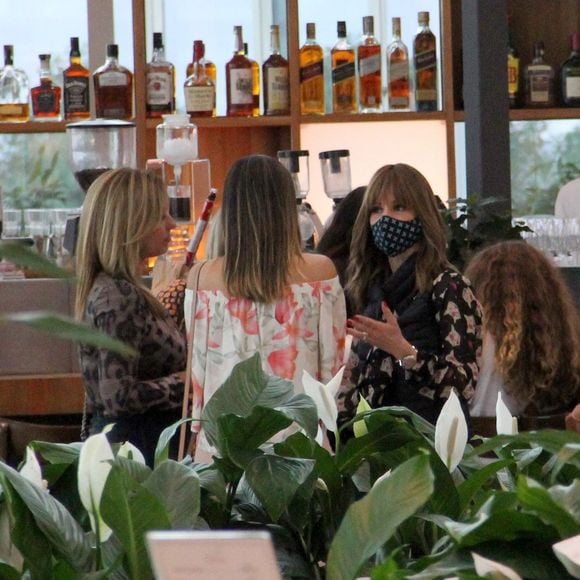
[353,396,372,438]
[434,389,468,472]
[118,441,146,464]
[496,392,518,435]
[553,534,580,579]
[77,432,115,542]
[19,447,48,492]
[472,552,522,579]
[302,366,345,434]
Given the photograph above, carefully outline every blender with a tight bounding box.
[318,149,352,228]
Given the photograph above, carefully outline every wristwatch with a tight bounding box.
[398,345,418,369]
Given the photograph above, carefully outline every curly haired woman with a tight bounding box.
[465,240,580,416]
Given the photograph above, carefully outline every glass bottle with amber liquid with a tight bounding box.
[226,26,253,117]
[358,15,381,113]
[63,37,90,121]
[184,40,215,117]
[93,44,133,120]
[561,33,580,107]
[263,24,290,116]
[525,41,555,108]
[387,17,410,110]
[31,54,62,120]
[331,21,356,114]
[0,45,30,122]
[186,41,216,115]
[413,11,437,111]
[507,23,520,108]
[243,43,260,117]
[299,22,325,115]
[146,32,175,118]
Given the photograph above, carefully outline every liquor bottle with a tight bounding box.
[561,33,580,107]
[413,11,437,111]
[184,40,215,117]
[331,21,356,114]
[244,43,261,117]
[357,15,381,113]
[524,41,555,108]
[299,22,325,115]
[146,32,175,118]
[31,54,62,120]
[507,22,520,108]
[93,43,133,120]
[263,24,290,116]
[225,26,253,117]
[0,45,30,122]
[63,37,90,121]
[186,41,216,115]
[387,17,410,110]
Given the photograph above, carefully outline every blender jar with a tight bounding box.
[277,149,310,199]
[319,149,352,200]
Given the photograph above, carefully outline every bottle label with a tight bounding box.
[359,53,381,78]
[35,89,57,114]
[229,69,253,104]
[99,71,128,87]
[64,78,90,113]
[415,49,436,73]
[300,60,323,83]
[389,61,409,83]
[266,67,289,111]
[528,68,550,103]
[147,71,172,105]
[507,55,520,95]
[185,85,215,113]
[566,76,580,98]
[332,61,356,84]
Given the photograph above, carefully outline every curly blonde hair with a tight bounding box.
[465,241,580,413]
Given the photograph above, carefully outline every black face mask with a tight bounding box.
[371,215,423,257]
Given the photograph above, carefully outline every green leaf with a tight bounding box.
[31,442,82,466]
[154,418,189,467]
[144,461,201,529]
[245,455,315,522]
[326,454,434,580]
[0,241,73,278]
[457,458,513,513]
[550,479,580,521]
[1,312,136,358]
[0,562,21,580]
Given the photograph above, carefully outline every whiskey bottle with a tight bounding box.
[146,32,175,118]
[0,45,30,122]
[299,22,325,115]
[63,37,90,121]
[387,17,410,110]
[507,23,520,108]
[226,26,253,117]
[31,54,62,120]
[561,33,580,107]
[357,16,381,113]
[186,41,216,115]
[524,41,555,108]
[184,40,215,117]
[263,24,290,116]
[413,11,437,111]
[331,21,356,114]
[244,43,261,117]
[93,44,133,120]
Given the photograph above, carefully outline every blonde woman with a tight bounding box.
[76,168,186,466]
[185,155,346,461]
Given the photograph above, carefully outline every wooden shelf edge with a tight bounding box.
[146,116,293,130]
[454,108,580,122]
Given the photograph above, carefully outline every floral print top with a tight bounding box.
[184,276,346,454]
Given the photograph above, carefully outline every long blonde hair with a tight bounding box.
[221,154,303,302]
[75,167,166,319]
[346,163,451,313]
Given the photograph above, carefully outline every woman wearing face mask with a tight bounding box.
[337,163,482,430]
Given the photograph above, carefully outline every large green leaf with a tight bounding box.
[0,562,21,580]
[2,311,136,358]
[326,454,434,580]
[0,462,92,572]
[154,419,189,467]
[457,458,513,513]
[143,461,201,529]
[31,442,82,466]
[0,241,73,279]
[244,455,315,522]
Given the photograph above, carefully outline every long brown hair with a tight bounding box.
[465,241,580,412]
[346,163,451,313]
[221,155,303,302]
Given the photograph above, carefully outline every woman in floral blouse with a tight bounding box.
[337,163,482,431]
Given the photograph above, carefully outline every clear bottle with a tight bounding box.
[146,32,175,118]
[31,54,62,120]
[93,44,133,120]
[524,41,555,108]
[244,43,261,117]
[331,21,356,114]
[299,22,325,115]
[225,26,253,117]
[413,11,437,111]
[561,33,580,107]
[184,40,215,117]
[387,17,410,110]
[263,24,290,116]
[0,45,30,122]
[507,21,520,108]
[357,15,381,113]
[186,41,216,115]
[63,37,90,121]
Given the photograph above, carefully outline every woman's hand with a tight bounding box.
[347,301,415,361]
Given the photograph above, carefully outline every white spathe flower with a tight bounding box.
[353,396,372,438]
[472,552,522,579]
[434,389,468,472]
[118,441,146,464]
[19,447,48,492]
[77,432,114,542]
[496,392,518,435]
[553,534,580,579]
[302,366,345,434]
[343,335,353,366]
